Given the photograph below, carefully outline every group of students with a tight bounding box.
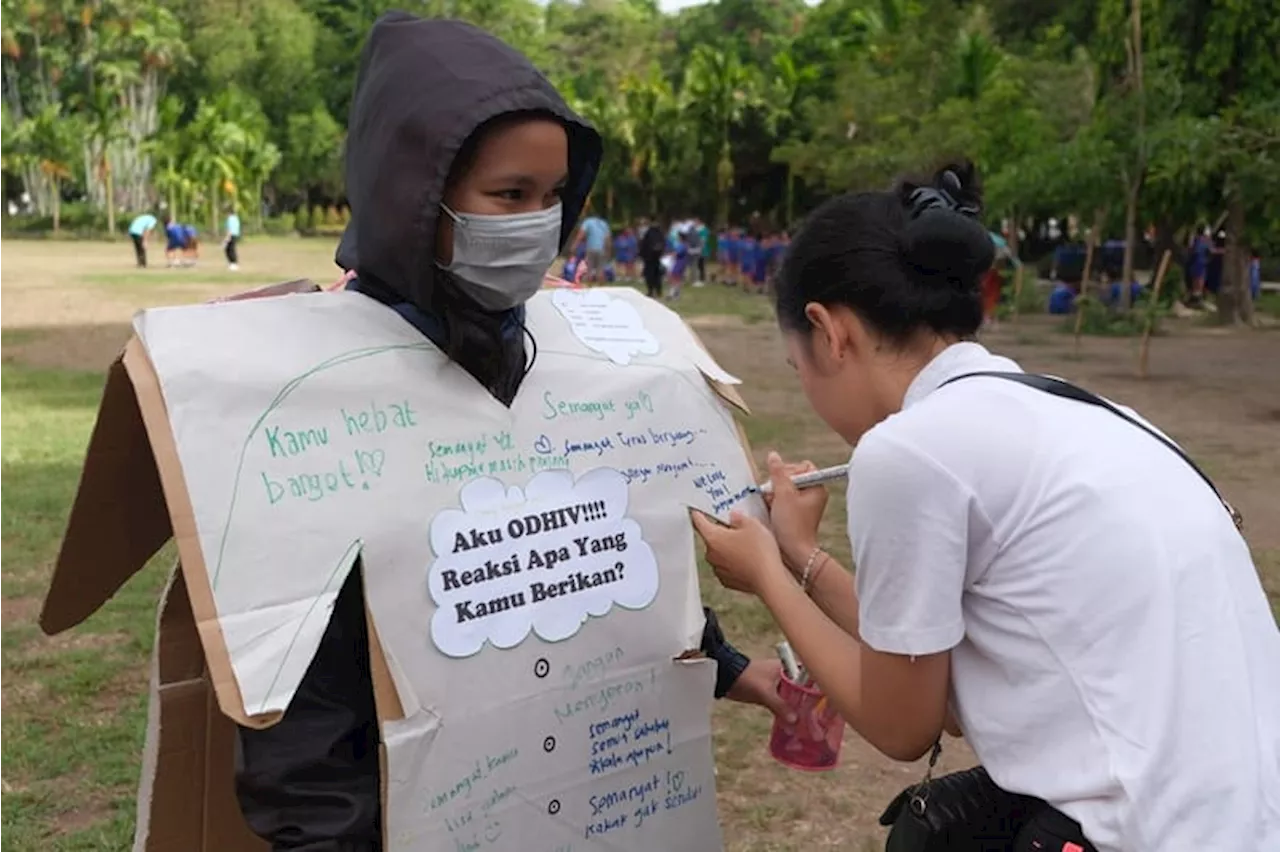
[126,209,242,270]
[560,215,793,301]
[1185,226,1264,305]
[1043,225,1265,315]
[715,227,791,293]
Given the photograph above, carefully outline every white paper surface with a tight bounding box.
[384,659,721,852]
[428,469,660,658]
[550,289,661,366]
[134,288,763,849]
[545,287,740,385]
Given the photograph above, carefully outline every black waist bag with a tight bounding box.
[878,756,1098,852]
[879,761,1041,852]
[879,371,1244,852]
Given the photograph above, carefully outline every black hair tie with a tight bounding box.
[906,169,980,220]
[902,170,993,280]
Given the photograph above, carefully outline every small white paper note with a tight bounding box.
[551,289,662,366]
[427,468,660,658]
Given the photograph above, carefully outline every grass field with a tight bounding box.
[2,236,1278,851]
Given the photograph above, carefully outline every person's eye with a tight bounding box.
[490,188,524,201]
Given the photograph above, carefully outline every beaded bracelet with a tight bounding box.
[800,546,825,591]
[806,551,830,592]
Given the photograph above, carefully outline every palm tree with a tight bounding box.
[681,45,760,226]
[619,66,678,216]
[768,50,819,226]
[24,102,79,231]
[184,98,250,234]
[240,129,282,230]
[79,60,134,234]
[0,105,21,220]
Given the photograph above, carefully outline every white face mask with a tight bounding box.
[439,202,563,310]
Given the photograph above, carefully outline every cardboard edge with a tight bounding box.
[681,322,750,415]
[367,572,404,852]
[40,355,173,635]
[131,563,176,852]
[681,322,760,483]
[209,279,322,303]
[40,278,324,638]
[366,582,406,724]
[122,336,267,729]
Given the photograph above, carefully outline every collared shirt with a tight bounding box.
[579,216,610,253]
[847,342,1280,851]
[129,214,157,236]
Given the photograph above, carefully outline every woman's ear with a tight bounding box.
[804,302,848,372]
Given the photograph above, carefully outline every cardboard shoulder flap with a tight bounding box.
[40,279,321,636]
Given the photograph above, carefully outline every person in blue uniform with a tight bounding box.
[163,217,185,267]
[736,233,755,293]
[613,226,637,280]
[181,224,200,265]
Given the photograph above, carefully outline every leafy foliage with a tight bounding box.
[0,0,1275,270]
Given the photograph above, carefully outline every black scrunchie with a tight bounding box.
[902,169,994,282]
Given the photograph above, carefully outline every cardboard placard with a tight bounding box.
[46,284,763,851]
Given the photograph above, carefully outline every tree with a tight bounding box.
[617,65,682,216]
[78,59,133,233]
[682,44,761,225]
[277,105,344,209]
[766,49,819,226]
[0,0,1272,256]
[24,102,80,230]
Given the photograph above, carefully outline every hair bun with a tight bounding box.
[901,162,994,284]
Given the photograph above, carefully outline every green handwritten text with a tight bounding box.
[542,390,616,421]
[265,425,329,458]
[341,400,419,436]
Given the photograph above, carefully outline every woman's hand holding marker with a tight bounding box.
[691,451,830,596]
[759,453,829,576]
[691,505,787,596]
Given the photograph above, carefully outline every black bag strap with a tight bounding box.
[941,371,1243,531]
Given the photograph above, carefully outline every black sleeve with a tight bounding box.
[234,566,383,852]
[700,606,751,698]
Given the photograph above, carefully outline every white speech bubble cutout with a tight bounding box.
[427,468,660,658]
[551,288,661,366]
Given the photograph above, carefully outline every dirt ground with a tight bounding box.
[3,237,1278,850]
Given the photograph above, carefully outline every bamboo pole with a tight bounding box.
[1138,249,1173,379]
[1011,263,1025,323]
[1073,232,1099,353]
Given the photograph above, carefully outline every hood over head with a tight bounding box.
[336,13,601,310]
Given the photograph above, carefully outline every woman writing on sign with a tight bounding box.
[693,163,1280,851]
[234,14,788,852]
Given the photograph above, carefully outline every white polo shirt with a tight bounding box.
[847,342,1280,851]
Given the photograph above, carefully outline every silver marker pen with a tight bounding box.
[775,641,802,682]
[751,463,849,496]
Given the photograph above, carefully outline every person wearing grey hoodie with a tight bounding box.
[233,14,787,851]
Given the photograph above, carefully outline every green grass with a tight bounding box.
[1,330,45,347]
[1256,290,1280,319]
[2,363,172,851]
[82,269,245,287]
[609,275,777,324]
